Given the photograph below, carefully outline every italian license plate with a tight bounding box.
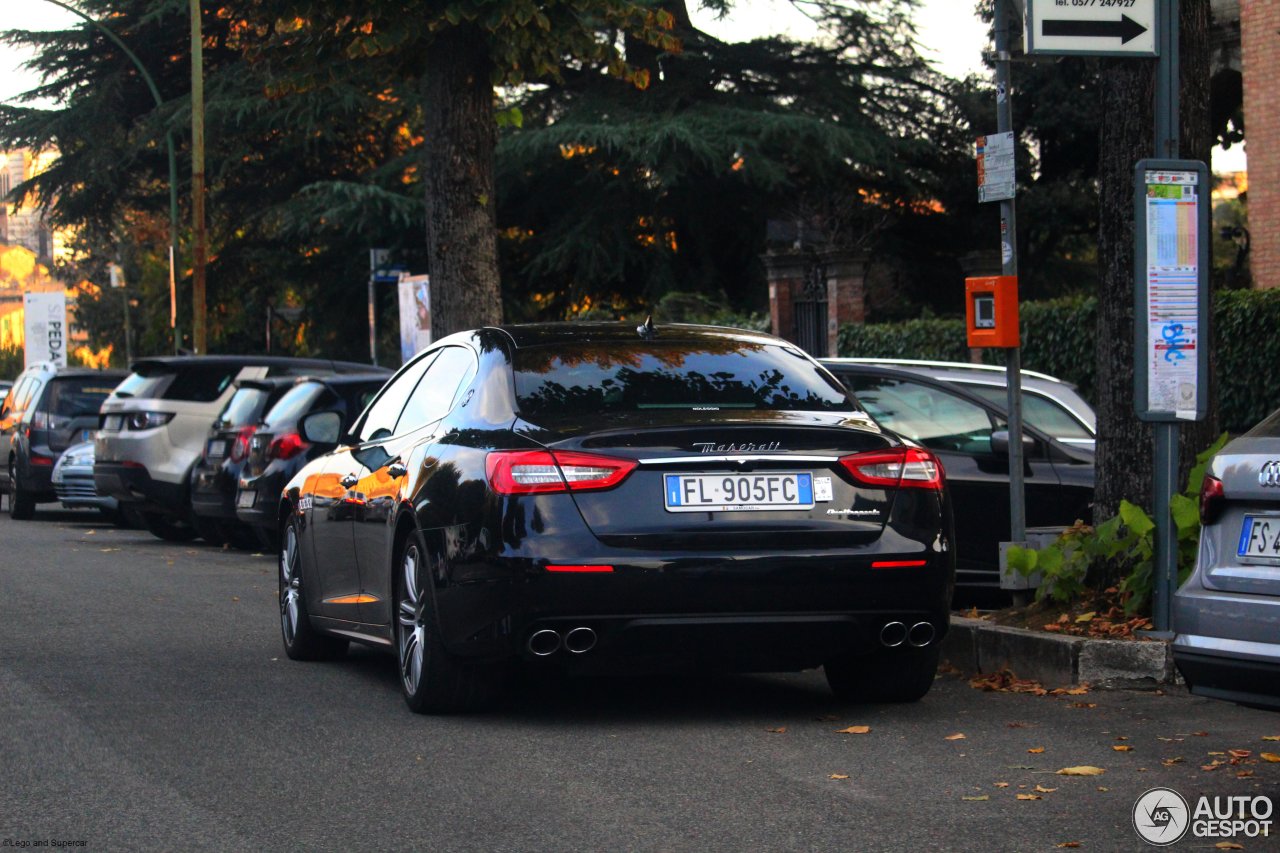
[664,472,814,513]
[236,490,257,509]
[207,439,227,460]
[80,429,95,442]
[1237,514,1280,560]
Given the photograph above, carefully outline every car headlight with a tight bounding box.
[127,412,175,430]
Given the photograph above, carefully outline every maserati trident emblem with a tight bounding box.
[1260,461,1280,488]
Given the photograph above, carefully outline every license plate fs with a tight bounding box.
[664,472,814,513]
[207,439,227,460]
[1237,514,1280,560]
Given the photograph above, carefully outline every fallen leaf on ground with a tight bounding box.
[836,726,870,734]
[945,733,967,741]
[1214,843,1244,850]
[829,774,849,780]
[1228,749,1251,759]
[937,661,961,675]
[1113,745,1133,752]
[1055,843,1082,849]
[1006,722,1030,728]
[1201,761,1223,772]
[1262,752,1280,763]
[1097,786,1109,792]
[994,782,1010,788]
[1034,785,1058,793]
[962,795,989,801]
[99,548,120,553]
[1193,731,1209,737]
[1070,702,1098,709]
[765,727,786,734]
[1016,793,1042,801]
[1050,685,1091,696]
[969,670,1048,695]
[1028,747,1046,754]
[1263,735,1280,742]
[1057,766,1106,776]
[1237,770,1254,778]
[1075,611,1096,623]
[1162,758,1184,767]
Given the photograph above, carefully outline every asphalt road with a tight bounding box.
[2,507,1278,852]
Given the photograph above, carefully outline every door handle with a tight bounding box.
[387,462,408,479]
[340,474,359,488]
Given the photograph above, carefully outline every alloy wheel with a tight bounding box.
[280,524,302,646]
[397,543,427,696]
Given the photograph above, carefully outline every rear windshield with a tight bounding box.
[114,364,239,402]
[262,383,327,429]
[513,342,852,419]
[217,386,271,428]
[1246,408,1280,438]
[44,377,119,417]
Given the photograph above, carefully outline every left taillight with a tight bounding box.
[486,450,637,495]
[267,432,308,461]
[839,447,944,490]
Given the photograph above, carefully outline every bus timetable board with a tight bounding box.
[1133,159,1210,423]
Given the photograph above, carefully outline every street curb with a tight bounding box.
[942,616,1177,688]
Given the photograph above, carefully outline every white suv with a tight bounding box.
[95,356,372,541]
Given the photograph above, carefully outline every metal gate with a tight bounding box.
[792,256,828,357]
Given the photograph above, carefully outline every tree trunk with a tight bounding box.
[423,25,503,338]
[1094,0,1216,529]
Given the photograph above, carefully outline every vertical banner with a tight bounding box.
[23,291,68,368]
[397,274,432,364]
[1134,160,1210,422]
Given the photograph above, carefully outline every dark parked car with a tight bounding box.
[189,377,299,547]
[1174,408,1280,710]
[1,363,126,519]
[822,362,1093,594]
[95,355,375,542]
[235,372,390,548]
[278,323,955,713]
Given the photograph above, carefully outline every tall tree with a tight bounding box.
[1094,0,1217,522]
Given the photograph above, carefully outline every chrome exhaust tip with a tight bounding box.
[527,629,561,657]
[908,621,936,647]
[563,626,598,654]
[880,621,908,648]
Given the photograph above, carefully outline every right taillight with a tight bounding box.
[486,450,637,495]
[1199,474,1224,526]
[267,432,308,461]
[840,447,944,490]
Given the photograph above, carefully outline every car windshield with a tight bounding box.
[964,385,1094,441]
[218,386,271,428]
[45,377,119,417]
[513,341,853,419]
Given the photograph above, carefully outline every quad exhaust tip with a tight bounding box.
[527,629,561,657]
[880,621,908,648]
[908,621,936,647]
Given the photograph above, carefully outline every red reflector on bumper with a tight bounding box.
[871,560,927,569]
[545,565,614,573]
[29,455,54,466]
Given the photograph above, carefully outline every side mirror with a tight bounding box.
[991,429,1037,457]
[299,411,345,447]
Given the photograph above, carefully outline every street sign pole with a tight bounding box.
[1151,0,1181,634]
[996,0,1026,548]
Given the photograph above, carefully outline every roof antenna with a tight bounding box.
[636,314,655,340]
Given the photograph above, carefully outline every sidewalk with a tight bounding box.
[942,616,1178,688]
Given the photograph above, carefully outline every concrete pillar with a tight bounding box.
[763,249,866,354]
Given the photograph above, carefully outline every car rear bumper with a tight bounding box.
[54,469,117,511]
[1173,584,1280,709]
[236,470,288,529]
[94,462,185,514]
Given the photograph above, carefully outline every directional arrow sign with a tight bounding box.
[1025,0,1156,58]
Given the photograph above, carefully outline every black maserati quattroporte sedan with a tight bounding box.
[278,323,955,713]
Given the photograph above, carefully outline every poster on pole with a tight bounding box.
[398,274,431,364]
[23,291,68,368]
[1134,160,1210,422]
[976,132,1016,203]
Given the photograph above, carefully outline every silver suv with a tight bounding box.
[95,356,373,541]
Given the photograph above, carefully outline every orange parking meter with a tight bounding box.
[965,275,1020,348]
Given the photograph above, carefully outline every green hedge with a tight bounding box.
[837,290,1280,435]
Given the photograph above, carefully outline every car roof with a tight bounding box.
[821,357,1068,386]
[491,322,782,350]
[127,355,374,372]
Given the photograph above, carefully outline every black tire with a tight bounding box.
[8,460,35,521]
[143,511,199,542]
[824,645,941,704]
[279,518,347,661]
[395,530,502,714]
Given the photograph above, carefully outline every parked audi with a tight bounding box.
[235,372,390,549]
[1174,409,1280,710]
[277,323,955,713]
[822,361,1093,596]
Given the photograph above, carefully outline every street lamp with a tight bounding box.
[37,0,181,351]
